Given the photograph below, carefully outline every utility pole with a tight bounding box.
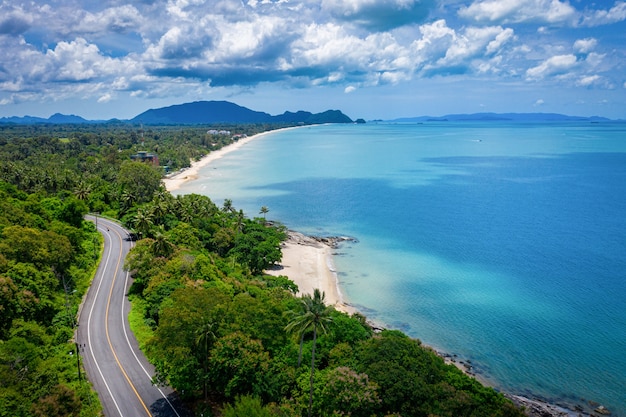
[75,342,82,381]
[61,273,81,381]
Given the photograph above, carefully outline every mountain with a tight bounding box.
[2,105,616,126]
[388,112,611,123]
[132,101,353,124]
[0,113,107,124]
[0,101,353,125]
[295,109,353,124]
[132,101,271,124]
[47,113,90,124]
[0,115,49,124]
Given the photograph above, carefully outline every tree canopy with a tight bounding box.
[0,123,528,417]
[0,183,101,416]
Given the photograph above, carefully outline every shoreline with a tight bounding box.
[163,127,607,417]
[268,231,596,417]
[265,231,358,316]
[162,125,302,192]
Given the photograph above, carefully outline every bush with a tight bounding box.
[222,395,272,417]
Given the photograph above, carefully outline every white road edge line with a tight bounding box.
[87,223,124,417]
[121,265,183,417]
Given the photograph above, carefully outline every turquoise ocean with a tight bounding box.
[173,122,626,414]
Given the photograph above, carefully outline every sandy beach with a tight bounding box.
[163,126,350,313]
[266,231,356,315]
[163,127,297,192]
[161,127,600,417]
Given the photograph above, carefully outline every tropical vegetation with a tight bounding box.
[0,122,527,416]
[0,182,101,416]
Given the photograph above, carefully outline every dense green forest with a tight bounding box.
[0,182,101,416]
[0,123,527,417]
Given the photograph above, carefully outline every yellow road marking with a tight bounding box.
[104,225,152,417]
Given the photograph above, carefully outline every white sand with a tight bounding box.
[266,231,356,314]
[163,127,297,192]
[160,126,582,416]
[163,126,352,313]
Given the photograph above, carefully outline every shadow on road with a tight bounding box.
[150,393,194,417]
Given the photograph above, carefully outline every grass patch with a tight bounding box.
[127,295,154,351]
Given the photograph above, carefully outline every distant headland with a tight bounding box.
[0,100,353,125]
[387,112,614,123]
[2,101,623,125]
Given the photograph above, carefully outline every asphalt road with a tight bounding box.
[77,216,190,417]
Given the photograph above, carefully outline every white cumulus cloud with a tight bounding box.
[526,54,577,80]
[1,0,625,115]
[574,38,597,53]
[576,74,601,87]
[581,1,626,26]
[458,0,577,24]
[75,5,143,35]
[97,93,113,103]
[486,28,515,54]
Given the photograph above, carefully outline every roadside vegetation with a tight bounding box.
[0,182,102,416]
[0,123,526,417]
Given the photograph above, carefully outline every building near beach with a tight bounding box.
[130,151,159,166]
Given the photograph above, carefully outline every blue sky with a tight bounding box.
[0,0,625,120]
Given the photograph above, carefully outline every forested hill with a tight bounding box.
[0,101,354,125]
[131,101,353,124]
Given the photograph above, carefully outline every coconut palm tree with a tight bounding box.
[195,320,216,400]
[286,294,313,368]
[73,182,91,200]
[285,289,333,417]
[151,228,174,258]
[235,209,245,233]
[173,195,187,220]
[222,198,234,213]
[133,207,154,238]
[119,190,136,216]
[150,201,169,224]
[259,206,269,220]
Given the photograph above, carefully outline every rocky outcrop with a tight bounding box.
[282,231,357,249]
[503,394,616,417]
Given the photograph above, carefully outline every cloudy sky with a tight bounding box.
[1,0,625,120]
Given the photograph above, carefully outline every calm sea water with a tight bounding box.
[173,122,626,414]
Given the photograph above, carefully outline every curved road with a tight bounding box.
[77,216,189,417]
